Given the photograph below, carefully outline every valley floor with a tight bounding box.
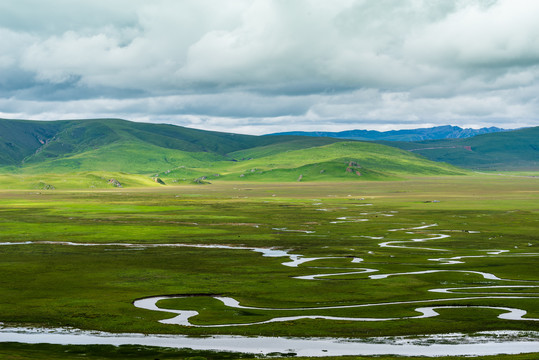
[0,176,537,358]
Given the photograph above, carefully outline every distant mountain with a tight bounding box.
[270,125,505,142]
[375,127,539,171]
[0,118,465,188]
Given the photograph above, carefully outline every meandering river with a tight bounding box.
[1,217,538,356]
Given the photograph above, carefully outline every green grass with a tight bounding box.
[0,118,335,172]
[226,141,461,172]
[0,177,536,333]
[2,119,535,180]
[228,137,341,159]
[0,172,161,189]
[0,176,537,358]
[0,118,469,183]
[0,118,283,163]
[161,142,466,183]
[20,141,229,174]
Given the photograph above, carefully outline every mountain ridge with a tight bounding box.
[0,118,466,187]
[374,126,539,171]
[269,125,506,142]
[0,118,313,167]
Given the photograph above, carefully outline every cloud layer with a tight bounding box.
[1,0,538,133]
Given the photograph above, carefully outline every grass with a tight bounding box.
[0,172,161,189]
[0,118,469,182]
[0,343,255,360]
[0,140,468,186]
[219,141,465,180]
[19,141,229,174]
[0,176,537,358]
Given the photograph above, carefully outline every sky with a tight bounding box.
[1,0,538,134]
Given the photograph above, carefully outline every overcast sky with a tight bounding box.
[1,0,538,134]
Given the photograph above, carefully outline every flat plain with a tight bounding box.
[0,175,537,359]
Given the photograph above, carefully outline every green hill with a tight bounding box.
[0,118,468,188]
[0,119,65,165]
[376,127,539,171]
[154,140,466,183]
[208,141,465,182]
[0,118,329,172]
[0,118,297,164]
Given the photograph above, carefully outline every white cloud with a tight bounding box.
[0,0,538,132]
[404,0,539,68]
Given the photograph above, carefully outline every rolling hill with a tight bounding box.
[375,127,539,171]
[218,141,463,182]
[0,118,296,166]
[0,118,467,188]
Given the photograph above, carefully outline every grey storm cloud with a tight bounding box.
[0,0,538,134]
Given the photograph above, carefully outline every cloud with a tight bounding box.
[0,0,538,132]
[404,0,539,68]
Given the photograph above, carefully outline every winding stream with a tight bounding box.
[130,222,537,330]
[133,295,538,327]
[1,216,538,356]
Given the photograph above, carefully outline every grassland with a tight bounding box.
[0,172,163,190]
[0,176,537,358]
[0,140,466,186]
[0,118,468,184]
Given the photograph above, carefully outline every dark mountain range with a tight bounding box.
[375,126,539,171]
[270,125,505,142]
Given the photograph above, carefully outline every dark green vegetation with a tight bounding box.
[1,342,538,360]
[271,125,538,171]
[0,119,465,188]
[271,125,504,141]
[0,118,301,172]
[376,126,539,171]
[0,118,287,166]
[0,343,254,360]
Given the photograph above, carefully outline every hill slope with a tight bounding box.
[1,118,342,173]
[0,118,304,165]
[376,127,539,171]
[270,125,505,141]
[209,141,465,182]
[0,118,467,187]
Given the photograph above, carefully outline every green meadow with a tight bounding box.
[0,175,537,359]
[0,118,468,185]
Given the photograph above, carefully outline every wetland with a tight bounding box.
[0,176,537,358]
